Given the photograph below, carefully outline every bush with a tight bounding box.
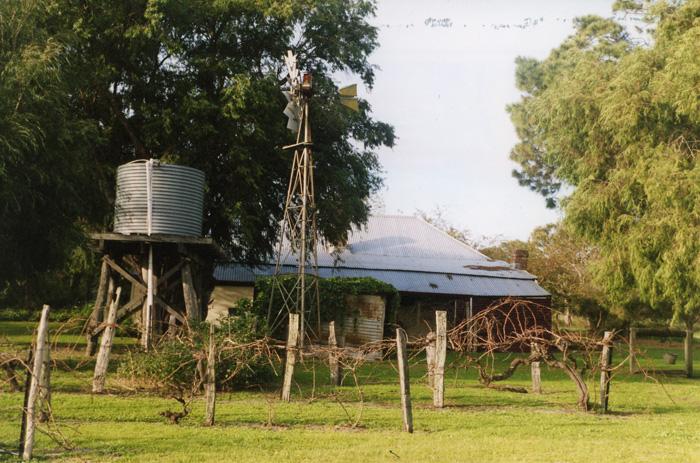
[119,304,273,394]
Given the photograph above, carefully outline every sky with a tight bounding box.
[355,0,617,242]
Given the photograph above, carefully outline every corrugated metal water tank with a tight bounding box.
[113,160,205,236]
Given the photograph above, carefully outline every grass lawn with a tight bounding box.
[1,321,699,462]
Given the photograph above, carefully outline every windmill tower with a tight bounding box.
[268,51,359,347]
[267,51,321,346]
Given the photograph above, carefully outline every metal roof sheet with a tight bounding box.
[213,264,550,297]
[277,215,537,279]
[214,215,550,297]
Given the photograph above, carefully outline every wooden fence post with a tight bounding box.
[38,336,52,423]
[531,342,542,394]
[281,313,300,402]
[629,326,637,374]
[18,348,33,456]
[433,311,447,408]
[425,331,435,388]
[531,362,542,394]
[328,321,341,386]
[204,324,216,426]
[22,304,50,461]
[92,287,122,394]
[599,331,614,413]
[396,328,413,433]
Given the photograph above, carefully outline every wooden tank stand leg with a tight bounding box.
[86,259,110,356]
[182,261,200,323]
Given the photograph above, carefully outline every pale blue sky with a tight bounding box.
[357,0,616,242]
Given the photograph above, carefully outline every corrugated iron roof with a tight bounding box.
[214,264,550,297]
[214,215,550,297]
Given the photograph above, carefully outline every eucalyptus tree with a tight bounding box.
[508,1,700,375]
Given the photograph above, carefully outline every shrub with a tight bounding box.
[119,303,273,394]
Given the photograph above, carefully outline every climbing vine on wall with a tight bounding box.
[252,276,400,329]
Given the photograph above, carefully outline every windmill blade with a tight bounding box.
[283,101,301,132]
[286,118,299,133]
[338,83,359,112]
[339,97,359,112]
[338,84,357,98]
[284,50,299,87]
[284,101,300,121]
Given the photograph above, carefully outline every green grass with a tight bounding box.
[1,321,699,462]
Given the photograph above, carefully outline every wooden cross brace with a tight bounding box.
[102,256,187,326]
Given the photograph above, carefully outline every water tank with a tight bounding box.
[113,159,205,236]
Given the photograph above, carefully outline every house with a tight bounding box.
[210,214,551,341]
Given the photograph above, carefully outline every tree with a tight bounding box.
[0,0,394,307]
[481,223,613,329]
[508,1,700,375]
[0,0,103,307]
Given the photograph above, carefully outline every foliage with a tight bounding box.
[253,276,399,328]
[0,0,394,308]
[482,223,616,328]
[0,1,103,308]
[508,0,700,327]
[120,312,272,394]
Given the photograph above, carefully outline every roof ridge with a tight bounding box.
[412,215,493,260]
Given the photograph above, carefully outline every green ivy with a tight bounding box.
[252,276,400,329]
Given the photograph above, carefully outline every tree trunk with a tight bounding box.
[629,326,637,374]
[685,323,694,378]
[599,331,614,413]
[545,358,589,411]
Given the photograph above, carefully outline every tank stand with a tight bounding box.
[86,233,220,352]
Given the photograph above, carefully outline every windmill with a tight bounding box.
[268,50,359,349]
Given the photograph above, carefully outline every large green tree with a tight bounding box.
[0,0,102,306]
[508,0,700,374]
[0,0,394,307]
